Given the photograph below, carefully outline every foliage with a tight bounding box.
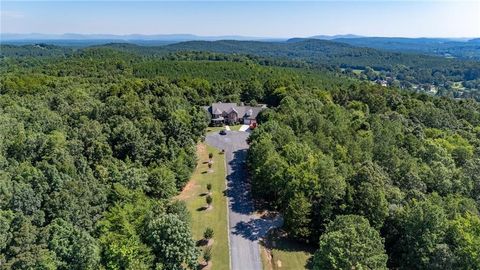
[206,195,213,206]
[2,42,480,269]
[312,215,388,270]
[203,227,214,240]
[144,214,199,270]
[203,246,212,263]
[247,71,480,267]
[0,47,208,269]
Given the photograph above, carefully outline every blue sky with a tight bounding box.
[1,1,479,38]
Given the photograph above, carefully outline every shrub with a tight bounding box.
[203,246,212,264]
[204,227,214,240]
[206,195,213,206]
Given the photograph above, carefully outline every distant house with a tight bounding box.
[204,102,266,126]
[375,79,388,87]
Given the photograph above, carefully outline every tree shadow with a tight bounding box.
[199,192,208,197]
[305,256,314,270]
[262,228,316,270]
[196,239,208,247]
[226,149,254,215]
[196,206,207,211]
[231,215,283,242]
[201,171,208,174]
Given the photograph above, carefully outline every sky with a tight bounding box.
[1,1,479,38]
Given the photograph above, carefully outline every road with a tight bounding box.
[206,130,282,270]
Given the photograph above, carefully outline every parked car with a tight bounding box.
[219,130,227,135]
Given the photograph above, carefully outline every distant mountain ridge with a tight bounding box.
[309,34,364,40]
[326,37,480,59]
[2,33,478,59]
[3,33,477,42]
[0,33,286,42]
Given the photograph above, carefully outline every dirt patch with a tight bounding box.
[207,239,214,247]
[260,242,274,270]
[198,262,212,270]
[197,143,207,160]
[177,181,199,200]
[176,143,207,200]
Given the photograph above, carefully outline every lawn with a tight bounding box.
[177,143,230,270]
[261,229,314,270]
[206,126,226,133]
[206,124,243,133]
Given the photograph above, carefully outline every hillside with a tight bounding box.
[331,37,480,60]
[3,40,480,100]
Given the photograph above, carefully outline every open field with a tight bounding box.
[178,143,230,269]
[452,81,466,91]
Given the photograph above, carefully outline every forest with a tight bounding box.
[2,38,480,99]
[247,80,480,269]
[0,46,348,269]
[1,44,480,269]
[330,37,480,60]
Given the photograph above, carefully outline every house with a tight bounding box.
[204,102,266,126]
[375,79,388,87]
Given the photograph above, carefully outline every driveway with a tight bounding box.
[206,131,283,270]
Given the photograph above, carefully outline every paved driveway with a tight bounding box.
[206,131,282,270]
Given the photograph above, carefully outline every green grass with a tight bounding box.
[229,124,243,131]
[261,230,314,270]
[206,126,226,133]
[341,68,365,75]
[452,81,466,91]
[206,124,243,133]
[178,143,230,269]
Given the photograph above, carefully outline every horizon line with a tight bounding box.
[2,32,479,39]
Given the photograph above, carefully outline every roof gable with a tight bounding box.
[210,102,265,118]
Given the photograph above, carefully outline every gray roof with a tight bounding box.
[209,102,265,119]
[227,107,238,114]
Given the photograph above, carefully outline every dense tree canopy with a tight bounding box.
[1,43,479,269]
[247,78,480,268]
[312,215,388,270]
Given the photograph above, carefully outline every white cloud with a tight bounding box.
[1,10,25,19]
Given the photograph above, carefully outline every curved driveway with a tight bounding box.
[205,130,282,270]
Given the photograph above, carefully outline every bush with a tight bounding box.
[207,183,212,192]
[203,227,214,240]
[206,195,213,206]
[203,246,212,263]
[208,153,213,159]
